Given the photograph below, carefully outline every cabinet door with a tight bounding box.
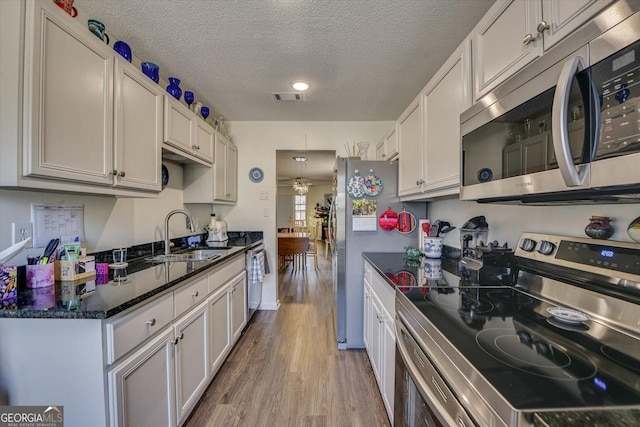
[473,0,542,101]
[108,328,175,427]
[369,295,383,385]
[397,100,423,197]
[174,301,209,425]
[541,0,614,50]
[230,272,247,341]
[225,142,238,202]
[386,126,399,160]
[23,1,113,185]
[113,58,162,191]
[375,138,385,160]
[363,281,372,352]
[209,283,231,376]
[194,120,214,163]
[164,96,194,152]
[214,134,227,201]
[422,40,471,197]
[381,311,395,424]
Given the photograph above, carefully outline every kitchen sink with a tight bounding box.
[146,251,222,263]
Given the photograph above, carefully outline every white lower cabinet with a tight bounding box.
[230,272,248,341]
[174,301,209,425]
[363,261,395,424]
[208,283,232,375]
[107,256,247,427]
[108,328,176,427]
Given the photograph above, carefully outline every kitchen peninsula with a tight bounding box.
[0,232,262,427]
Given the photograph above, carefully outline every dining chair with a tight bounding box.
[306,220,322,269]
[324,227,333,259]
[289,219,306,232]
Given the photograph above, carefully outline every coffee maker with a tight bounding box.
[205,213,228,247]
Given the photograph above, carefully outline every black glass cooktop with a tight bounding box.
[400,273,640,411]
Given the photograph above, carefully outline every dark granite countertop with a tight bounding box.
[362,251,640,427]
[0,232,263,319]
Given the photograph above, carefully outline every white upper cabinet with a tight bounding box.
[473,0,614,101]
[540,0,615,50]
[376,126,399,161]
[23,0,114,185]
[472,0,543,101]
[163,96,214,165]
[397,98,423,197]
[113,58,163,191]
[214,133,238,204]
[182,131,238,205]
[421,40,472,198]
[14,0,162,194]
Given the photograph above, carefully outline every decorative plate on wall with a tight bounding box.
[249,167,264,183]
[161,164,169,190]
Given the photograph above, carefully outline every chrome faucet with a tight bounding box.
[164,209,196,255]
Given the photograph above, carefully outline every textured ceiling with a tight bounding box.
[276,150,337,187]
[77,0,495,121]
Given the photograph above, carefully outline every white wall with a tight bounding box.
[220,121,394,309]
[428,196,640,249]
[0,161,212,264]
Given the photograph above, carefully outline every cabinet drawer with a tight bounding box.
[208,256,245,293]
[106,293,174,365]
[174,275,209,318]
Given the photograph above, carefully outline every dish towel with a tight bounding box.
[251,251,265,284]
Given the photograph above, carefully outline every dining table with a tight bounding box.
[277,232,310,269]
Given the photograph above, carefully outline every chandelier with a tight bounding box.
[293,134,309,195]
[293,178,309,195]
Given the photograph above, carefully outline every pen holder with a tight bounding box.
[26,263,55,289]
[1,265,19,300]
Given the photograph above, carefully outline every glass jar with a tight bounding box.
[585,216,614,239]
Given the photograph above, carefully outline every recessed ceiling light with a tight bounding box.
[292,81,309,91]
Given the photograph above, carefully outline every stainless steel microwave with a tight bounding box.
[460,0,640,204]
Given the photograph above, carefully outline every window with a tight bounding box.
[294,195,306,226]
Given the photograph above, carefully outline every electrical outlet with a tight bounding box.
[259,191,269,200]
[12,222,33,247]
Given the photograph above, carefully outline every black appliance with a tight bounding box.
[395,233,640,426]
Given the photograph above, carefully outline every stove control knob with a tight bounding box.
[520,238,537,252]
[537,240,556,256]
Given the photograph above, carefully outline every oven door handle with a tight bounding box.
[551,55,589,187]
[395,313,460,427]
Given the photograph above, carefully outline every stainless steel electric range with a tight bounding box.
[395,233,640,426]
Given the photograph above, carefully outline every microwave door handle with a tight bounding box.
[552,56,588,187]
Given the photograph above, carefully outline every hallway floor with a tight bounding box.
[184,246,390,426]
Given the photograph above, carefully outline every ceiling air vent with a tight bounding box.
[273,92,303,102]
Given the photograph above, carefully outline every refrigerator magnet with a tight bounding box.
[346,170,365,199]
[363,169,383,196]
[379,207,398,231]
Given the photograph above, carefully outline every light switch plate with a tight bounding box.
[12,222,33,247]
[263,208,269,217]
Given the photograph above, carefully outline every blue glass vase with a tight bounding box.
[166,77,182,100]
[184,91,194,108]
[113,41,132,63]
[200,106,209,119]
[141,62,159,83]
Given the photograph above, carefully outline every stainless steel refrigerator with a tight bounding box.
[329,157,425,349]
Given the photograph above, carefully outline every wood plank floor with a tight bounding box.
[184,244,391,427]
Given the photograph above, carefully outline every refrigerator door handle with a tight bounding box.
[328,196,336,256]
